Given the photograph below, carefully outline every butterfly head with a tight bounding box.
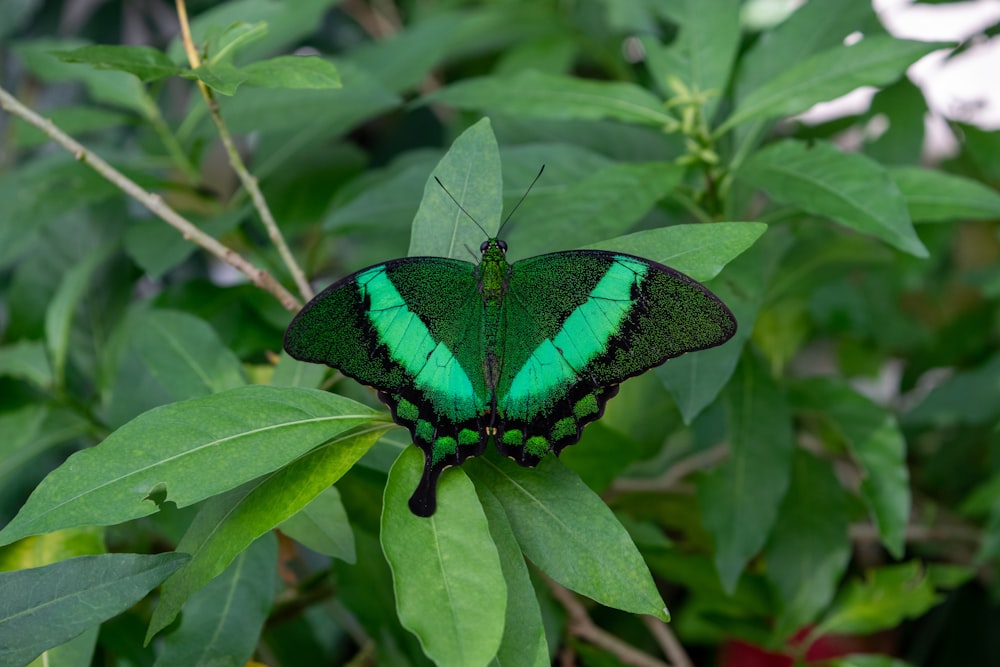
[479,238,507,254]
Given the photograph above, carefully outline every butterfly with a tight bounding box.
[284,184,736,516]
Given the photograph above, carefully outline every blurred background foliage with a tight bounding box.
[1,0,1000,666]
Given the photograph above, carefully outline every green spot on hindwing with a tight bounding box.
[502,429,523,446]
[526,435,550,457]
[396,398,419,422]
[552,417,577,442]
[574,394,599,419]
[458,428,479,446]
[416,419,435,443]
[433,436,457,464]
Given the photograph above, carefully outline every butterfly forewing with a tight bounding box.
[493,250,736,464]
[284,257,492,515]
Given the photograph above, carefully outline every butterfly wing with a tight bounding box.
[284,257,490,516]
[496,250,736,464]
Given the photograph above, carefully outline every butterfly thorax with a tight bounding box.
[476,238,510,395]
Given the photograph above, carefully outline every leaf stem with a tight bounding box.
[174,0,314,302]
[0,84,302,312]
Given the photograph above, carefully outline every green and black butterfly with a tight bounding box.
[285,196,736,517]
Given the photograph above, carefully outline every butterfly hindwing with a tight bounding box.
[494,250,736,464]
[283,257,491,515]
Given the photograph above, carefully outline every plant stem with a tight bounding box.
[0,85,302,312]
[548,580,676,667]
[174,0,314,302]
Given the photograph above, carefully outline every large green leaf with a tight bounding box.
[147,425,386,638]
[587,221,767,283]
[765,449,850,637]
[792,378,910,557]
[698,354,795,593]
[102,309,246,427]
[504,161,684,258]
[153,535,277,667]
[476,485,549,667]
[734,0,881,101]
[409,117,502,258]
[720,37,944,132]
[0,386,384,546]
[888,166,1000,222]
[0,553,188,667]
[467,450,668,620]
[423,71,673,127]
[381,447,506,667]
[737,140,927,257]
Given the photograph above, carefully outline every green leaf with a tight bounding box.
[381,447,506,667]
[737,140,928,257]
[720,37,945,132]
[0,553,188,667]
[423,71,673,127]
[187,61,248,96]
[14,39,150,114]
[102,308,247,428]
[658,227,789,422]
[888,166,1000,222]
[270,351,328,388]
[504,161,684,258]
[0,340,53,388]
[765,449,851,636]
[0,406,90,486]
[44,248,111,390]
[905,354,1000,427]
[815,562,941,636]
[829,656,917,667]
[467,450,668,620]
[792,378,910,557]
[242,55,341,89]
[279,486,356,562]
[0,386,383,546]
[588,222,767,283]
[698,354,795,593]
[146,425,385,639]
[53,45,182,82]
[153,535,277,667]
[476,485,549,667]
[409,117,503,258]
[204,21,269,65]
[643,0,740,118]
[735,0,881,101]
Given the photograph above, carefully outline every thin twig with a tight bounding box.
[0,85,302,312]
[641,616,693,667]
[175,0,314,302]
[548,580,674,667]
[609,444,729,495]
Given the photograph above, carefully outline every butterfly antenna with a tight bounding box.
[498,164,545,236]
[434,176,490,238]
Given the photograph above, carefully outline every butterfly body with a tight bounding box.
[285,238,736,516]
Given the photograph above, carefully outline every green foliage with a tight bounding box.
[0,1,997,666]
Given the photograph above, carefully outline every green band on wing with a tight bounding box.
[359,267,481,420]
[502,257,647,419]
